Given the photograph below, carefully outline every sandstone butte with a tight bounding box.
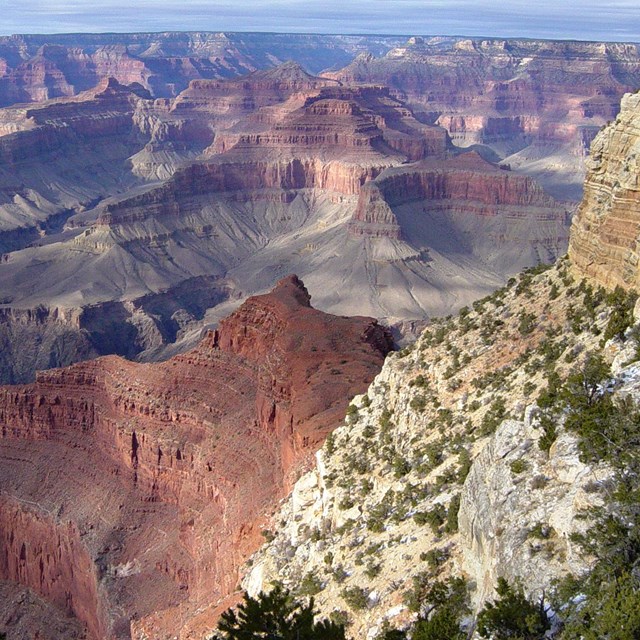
[0,275,393,639]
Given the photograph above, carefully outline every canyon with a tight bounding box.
[0,31,640,639]
[0,275,392,638]
[327,38,640,200]
[0,35,615,380]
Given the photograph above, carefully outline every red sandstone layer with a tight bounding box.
[350,153,570,239]
[0,276,393,638]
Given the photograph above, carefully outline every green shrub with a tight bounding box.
[445,494,461,533]
[297,572,324,596]
[364,561,382,579]
[537,414,558,453]
[393,455,412,478]
[457,448,472,483]
[346,404,359,423]
[518,310,537,336]
[510,459,527,474]
[341,586,369,611]
[477,578,550,640]
[479,397,507,436]
[411,578,468,640]
[420,547,450,571]
[211,585,345,640]
[414,504,446,534]
[528,523,554,540]
[603,286,637,343]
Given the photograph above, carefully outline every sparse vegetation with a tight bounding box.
[341,586,369,611]
[477,578,550,640]
[245,259,640,640]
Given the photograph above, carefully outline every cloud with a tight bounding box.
[2,0,640,41]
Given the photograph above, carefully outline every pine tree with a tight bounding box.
[211,585,346,640]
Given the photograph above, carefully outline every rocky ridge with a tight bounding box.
[243,93,640,637]
[245,258,637,638]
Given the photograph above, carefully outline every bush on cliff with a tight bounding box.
[211,585,346,640]
[477,578,550,640]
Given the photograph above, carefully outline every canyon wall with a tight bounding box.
[327,38,640,199]
[0,33,407,105]
[351,153,568,240]
[569,91,640,289]
[0,276,392,638]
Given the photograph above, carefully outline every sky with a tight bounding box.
[2,0,640,42]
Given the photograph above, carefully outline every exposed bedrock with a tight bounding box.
[0,276,231,384]
[0,276,392,638]
[350,153,571,271]
[328,39,640,144]
[569,92,640,290]
[99,157,387,227]
[0,497,105,639]
[327,38,640,199]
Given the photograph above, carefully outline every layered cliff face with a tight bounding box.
[350,153,570,273]
[327,38,640,200]
[245,259,639,637]
[0,54,571,383]
[0,78,152,251]
[0,275,393,639]
[568,91,640,289]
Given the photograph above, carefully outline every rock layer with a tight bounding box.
[327,38,640,199]
[0,276,392,638]
[0,33,408,106]
[351,153,570,265]
[569,91,640,289]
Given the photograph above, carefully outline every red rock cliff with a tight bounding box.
[0,276,392,639]
[350,153,570,240]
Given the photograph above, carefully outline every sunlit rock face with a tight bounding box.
[0,276,392,639]
[327,38,640,200]
[569,92,640,290]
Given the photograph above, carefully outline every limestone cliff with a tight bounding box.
[569,91,640,289]
[245,258,638,637]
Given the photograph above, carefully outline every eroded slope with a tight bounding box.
[0,276,392,639]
